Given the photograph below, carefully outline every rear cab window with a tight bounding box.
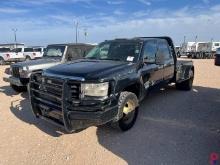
[216,48,220,54]
[158,40,173,60]
[43,45,66,58]
[12,48,22,52]
[24,48,34,52]
[66,46,83,61]
[33,48,42,52]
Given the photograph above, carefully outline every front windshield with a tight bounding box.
[43,46,65,57]
[217,48,220,54]
[85,41,141,62]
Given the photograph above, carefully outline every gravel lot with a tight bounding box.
[0,59,220,165]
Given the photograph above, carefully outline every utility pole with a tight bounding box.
[195,35,198,43]
[84,28,88,42]
[183,36,186,44]
[12,28,17,48]
[12,28,17,43]
[74,21,79,43]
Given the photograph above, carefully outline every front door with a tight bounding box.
[16,48,24,58]
[141,40,164,89]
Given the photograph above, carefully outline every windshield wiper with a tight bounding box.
[102,58,122,61]
[86,57,98,60]
[43,56,62,58]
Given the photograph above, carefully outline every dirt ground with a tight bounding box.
[0,59,220,165]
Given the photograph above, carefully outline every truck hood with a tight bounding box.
[44,59,136,81]
[13,58,61,71]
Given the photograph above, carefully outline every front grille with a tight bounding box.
[12,66,20,78]
[30,73,81,125]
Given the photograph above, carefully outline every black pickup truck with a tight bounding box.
[29,37,194,133]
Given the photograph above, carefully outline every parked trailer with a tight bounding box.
[180,42,220,59]
[180,42,195,57]
[191,42,220,59]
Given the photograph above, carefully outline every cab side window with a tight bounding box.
[143,40,157,63]
[24,48,33,52]
[66,47,83,61]
[83,47,94,57]
[158,40,172,60]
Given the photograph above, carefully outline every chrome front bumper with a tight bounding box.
[3,75,24,86]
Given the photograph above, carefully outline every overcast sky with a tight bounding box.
[0,0,220,46]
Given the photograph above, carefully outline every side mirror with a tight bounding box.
[143,57,154,64]
[155,51,165,65]
[143,57,149,63]
[143,54,156,64]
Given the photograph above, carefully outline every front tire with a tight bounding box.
[111,92,139,131]
[177,52,181,58]
[0,57,5,65]
[11,84,27,92]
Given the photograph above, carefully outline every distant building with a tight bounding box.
[0,43,25,49]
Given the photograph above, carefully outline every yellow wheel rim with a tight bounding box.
[123,99,135,115]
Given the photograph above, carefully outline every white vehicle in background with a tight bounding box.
[0,47,25,65]
[33,47,45,59]
[0,43,24,49]
[23,47,45,60]
[180,42,195,57]
[179,41,220,59]
[190,42,220,59]
[0,48,11,65]
[211,42,220,52]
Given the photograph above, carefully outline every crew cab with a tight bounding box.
[0,47,25,64]
[3,43,95,92]
[23,47,45,60]
[29,37,194,133]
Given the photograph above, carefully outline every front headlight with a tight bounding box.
[19,68,30,78]
[81,82,109,98]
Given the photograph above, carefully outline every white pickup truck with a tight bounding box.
[0,47,25,65]
[23,47,45,60]
[0,47,45,64]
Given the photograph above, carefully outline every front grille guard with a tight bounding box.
[29,74,82,133]
[62,80,77,132]
[12,66,20,78]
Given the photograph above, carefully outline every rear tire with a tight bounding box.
[111,92,139,131]
[26,56,31,61]
[176,69,194,91]
[192,53,196,59]
[196,53,200,59]
[11,84,27,92]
